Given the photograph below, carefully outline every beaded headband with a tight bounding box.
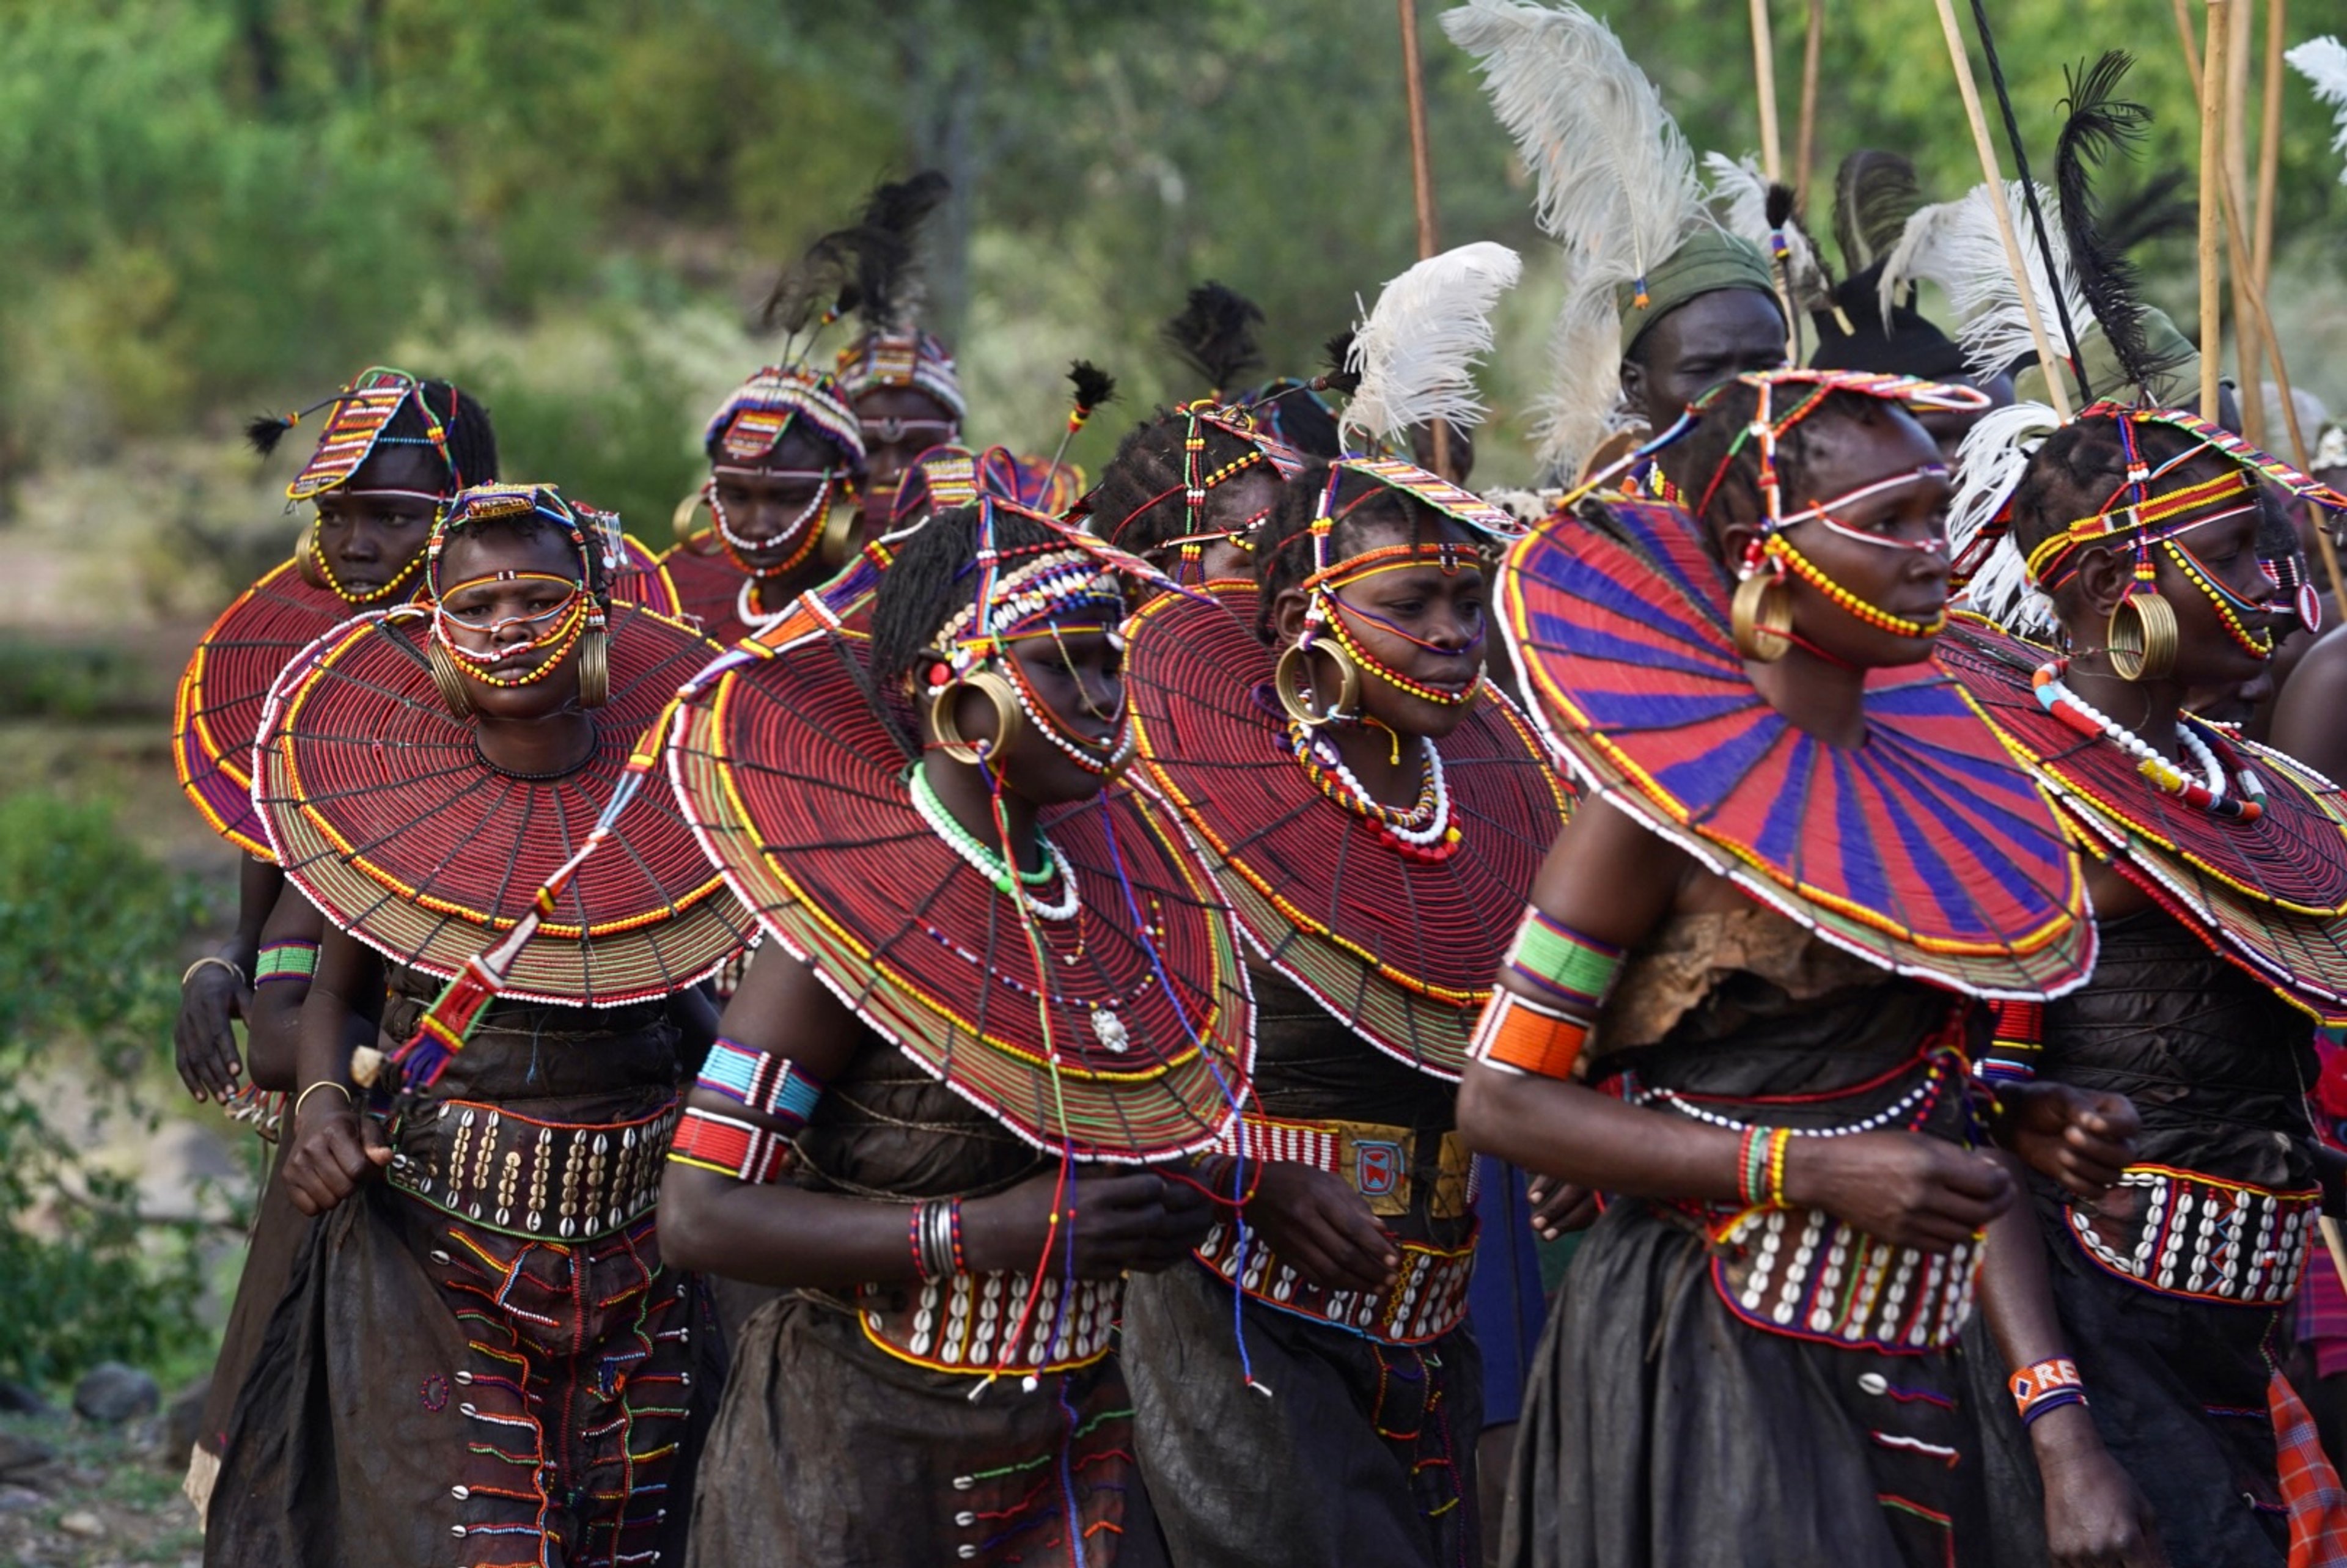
[701,366,867,471]
[1684,369,1988,530]
[1096,400,1309,554]
[283,367,461,505]
[834,329,967,420]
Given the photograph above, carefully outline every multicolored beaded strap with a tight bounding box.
[695,1038,825,1135]
[254,939,320,986]
[2010,1356,2088,1426]
[666,1105,793,1185]
[1467,908,1625,1081]
[1977,998,2044,1087]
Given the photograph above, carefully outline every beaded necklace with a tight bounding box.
[707,468,836,580]
[1284,717,1461,861]
[907,763,1081,920]
[2031,658,2267,822]
[310,529,427,605]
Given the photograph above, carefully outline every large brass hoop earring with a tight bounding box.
[1731,568,1794,663]
[1274,639,1364,727]
[818,497,860,569]
[671,488,718,554]
[930,669,1023,764]
[424,639,476,717]
[2106,592,2178,682]
[576,623,610,708]
[295,518,329,590]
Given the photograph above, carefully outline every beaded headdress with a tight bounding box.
[835,330,965,420]
[700,365,866,471]
[1089,399,1306,563]
[251,366,471,507]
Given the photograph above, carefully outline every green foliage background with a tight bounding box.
[1,0,2341,521]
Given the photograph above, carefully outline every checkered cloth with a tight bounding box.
[2271,1370,2347,1567]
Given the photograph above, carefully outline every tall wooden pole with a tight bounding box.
[2227,0,2261,444]
[1930,0,2071,419]
[1797,0,1824,199]
[1396,0,1452,477]
[2199,0,2229,424]
[1750,0,1784,181]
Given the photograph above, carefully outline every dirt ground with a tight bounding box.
[0,1411,203,1568]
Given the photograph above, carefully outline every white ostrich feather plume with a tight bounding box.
[1948,400,2065,639]
[1703,152,1832,313]
[1340,243,1523,453]
[1878,181,2089,383]
[2289,37,2347,185]
[1444,0,1706,473]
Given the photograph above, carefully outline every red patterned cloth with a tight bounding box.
[2272,1369,2347,1567]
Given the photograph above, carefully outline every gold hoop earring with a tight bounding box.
[576,623,610,708]
[1731,569,1794,663]
[671,489,718,554]
[2106,592,2178,682]
[425,639,476,717]
[1274,639,1363,727]
[295,518,329,590]
[930,670,1022,764]
[819,498,859,570]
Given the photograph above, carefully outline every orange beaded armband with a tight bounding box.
[1467,989,1590,1081]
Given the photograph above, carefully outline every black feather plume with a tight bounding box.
[2098,169,2197,256]
[759,226,861,335]
[245,414,295,457]
[1320,330,1361,396]
[1162,282,1266,394]
[1831,150,1923,276]
[758,170,951,336]
[1068,360,1117,419]
[2057,51,2178,395]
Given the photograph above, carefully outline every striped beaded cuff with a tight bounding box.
[666,1106,792,1184]
[1506,909,1625,1012]
[254,939,320,985]
[696,1038,825,1132]
[1468,989,1589,1081]
[1978,998,2044,1087]
[2011,1356,2087,1426]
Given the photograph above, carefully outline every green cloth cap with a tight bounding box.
[1615,227,1781,354]
[2012,306,2201,409]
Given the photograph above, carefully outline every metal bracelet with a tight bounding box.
[182,954,247,991]
[292,1080,353,1124]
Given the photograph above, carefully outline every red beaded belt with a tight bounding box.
[1214,1113,1479,1220]
[1702,1204,1983,1354]
[2065,1164,2318,1306]
[855,1273,1123,1376]
[1192,1218,1477,1344]
[387,1096,680,1242]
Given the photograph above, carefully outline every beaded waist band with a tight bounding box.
[1192,1217,1477,1344]
[854,1273,1123,1376]
[1216,1113,1478,1221]
[387,1095,680,1242]
[2064,1165,2318,1306]
[1692,1203,1982,1354]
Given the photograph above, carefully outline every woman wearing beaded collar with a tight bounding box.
[661,497,1251,1566]
[1937,403,2347,1566]
[663,364,869,648]
[1461,368,2110,1568]
[1115,455,1563,1567]
[204,483,747,1568]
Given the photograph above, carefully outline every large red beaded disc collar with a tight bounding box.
[664,500,1256,1160]
[1501,470,2095,1000]
[1127,571,1567,1080]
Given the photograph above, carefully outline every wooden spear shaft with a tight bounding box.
[2200,0,2228,424]
[1395,0,1452,478]
[2255,0,2285,298]
[1929,0,2071,420]
[1797,0,1824,199]
[1751,0,1784,181]
[2227,0,2261,445]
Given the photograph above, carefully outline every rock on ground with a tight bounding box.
[71,1366,158,1426]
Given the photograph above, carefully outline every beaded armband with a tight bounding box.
[1735,1126,1794,1208]
[254,939,320,985]
[696,1038,825,1134]
[1467,910,1624,1081]
[1978,999,2043,1088]
[2010,1356,2087,1426]
[666,1106,792,1184]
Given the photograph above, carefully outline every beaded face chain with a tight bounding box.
[706,466,839,579]
[425,485,615,687]
[1104,401,1304,559]
[2032,657,2268,821]
[307,490,439,605]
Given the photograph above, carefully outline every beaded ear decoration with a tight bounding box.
[1279,457,1519,731]
[920,496,1153,779]
[424,485,617,710]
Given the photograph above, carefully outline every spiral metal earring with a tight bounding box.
[2106,593,2178,682]
[1731,568,1794,663]
[1274,639,1364,727]
[930,670,1023,764]
[425,639,476,717]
